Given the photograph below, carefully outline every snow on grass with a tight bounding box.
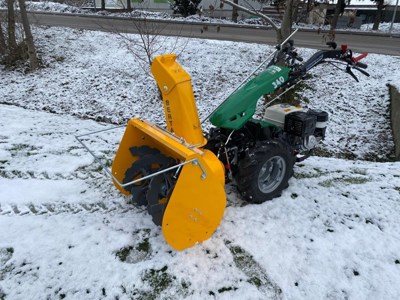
[299,51,399,160]
[0,26,400,299]
[0,104,399,299]
[222,157,400,299]
[1,26,399,160]
[361,22,400,33]
[0,0,87,13]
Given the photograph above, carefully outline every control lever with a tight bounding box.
[353,66,370,77]
[355,61,368,69]
[295,54,304,62]
[290,51,303,62]
[346,66,359,82]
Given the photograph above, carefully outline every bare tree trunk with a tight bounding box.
[327,0,347,42]
[279,0,298,41]
[330,0,345,30]
[373,0,384,30]
[291,0,300,24]
[7,0,17,51]
[222,0,297,42]
[0,23,7,55]
[126,0,132,11]
[306,0,313,14]
[232,0,239,22]
[101,0,105,10]
[18,0,39,70]
[222,0,281,41]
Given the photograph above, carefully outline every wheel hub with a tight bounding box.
[257,156,286,194]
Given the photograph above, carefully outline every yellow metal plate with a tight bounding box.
[112,118,199,195]
[112,119,226,250]
[162,150,226,251]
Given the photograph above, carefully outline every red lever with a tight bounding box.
[341,44,348,53]
[353,52,368,62]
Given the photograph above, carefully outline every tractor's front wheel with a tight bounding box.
[236,142,294,203]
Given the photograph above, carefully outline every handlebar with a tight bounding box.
[355,61,368,69]
[268,39,370,84]
[286,44,370,82]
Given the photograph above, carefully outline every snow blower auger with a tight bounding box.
[111,54,226,251]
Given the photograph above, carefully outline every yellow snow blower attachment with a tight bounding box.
[111,54,226,251]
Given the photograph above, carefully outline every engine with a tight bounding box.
[205,103,328,178]
[263,103,328,155]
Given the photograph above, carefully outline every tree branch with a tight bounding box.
[221,0,280,32]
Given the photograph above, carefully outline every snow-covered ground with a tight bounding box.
[360,22,400,33]
[0,26,400,299]
[1,27,398,160]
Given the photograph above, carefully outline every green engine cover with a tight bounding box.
[209,65,290,130]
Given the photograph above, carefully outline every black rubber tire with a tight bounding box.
[236,141,295,204]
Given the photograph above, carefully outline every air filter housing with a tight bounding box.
[263,104,304,128]
[307,109,329,138]
[284,111,316,138]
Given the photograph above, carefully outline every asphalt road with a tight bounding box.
[12,11,400,56]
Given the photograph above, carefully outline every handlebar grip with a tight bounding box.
[355,61,368,69]
[354,67,370,77]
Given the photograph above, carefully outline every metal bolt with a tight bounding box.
[163,86,168,91]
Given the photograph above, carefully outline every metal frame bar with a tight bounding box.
[264,79,304,108]
[75,126,208,189]
[149,123,202,149]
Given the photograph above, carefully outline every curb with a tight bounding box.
[388,84,400,161]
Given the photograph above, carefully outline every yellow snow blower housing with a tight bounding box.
[111,54,226,251]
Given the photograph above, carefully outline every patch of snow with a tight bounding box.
[361,22,400,33]
[1,26,398,160]
[0,104,400,299]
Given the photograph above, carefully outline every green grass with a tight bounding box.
[115,246,133,262]
[115,229,152,264]
[225,240,282,297]
[142,266,174,295]
[294,167,324,179]
[136,238,150,253]
[319,176,370,188]
[265,77,313,107]
[9,144,41,157]
[130,266,191,300]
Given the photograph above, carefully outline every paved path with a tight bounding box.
[2,10,399,55]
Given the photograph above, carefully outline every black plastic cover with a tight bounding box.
[284,112,316,138]
[307,109,329,123]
